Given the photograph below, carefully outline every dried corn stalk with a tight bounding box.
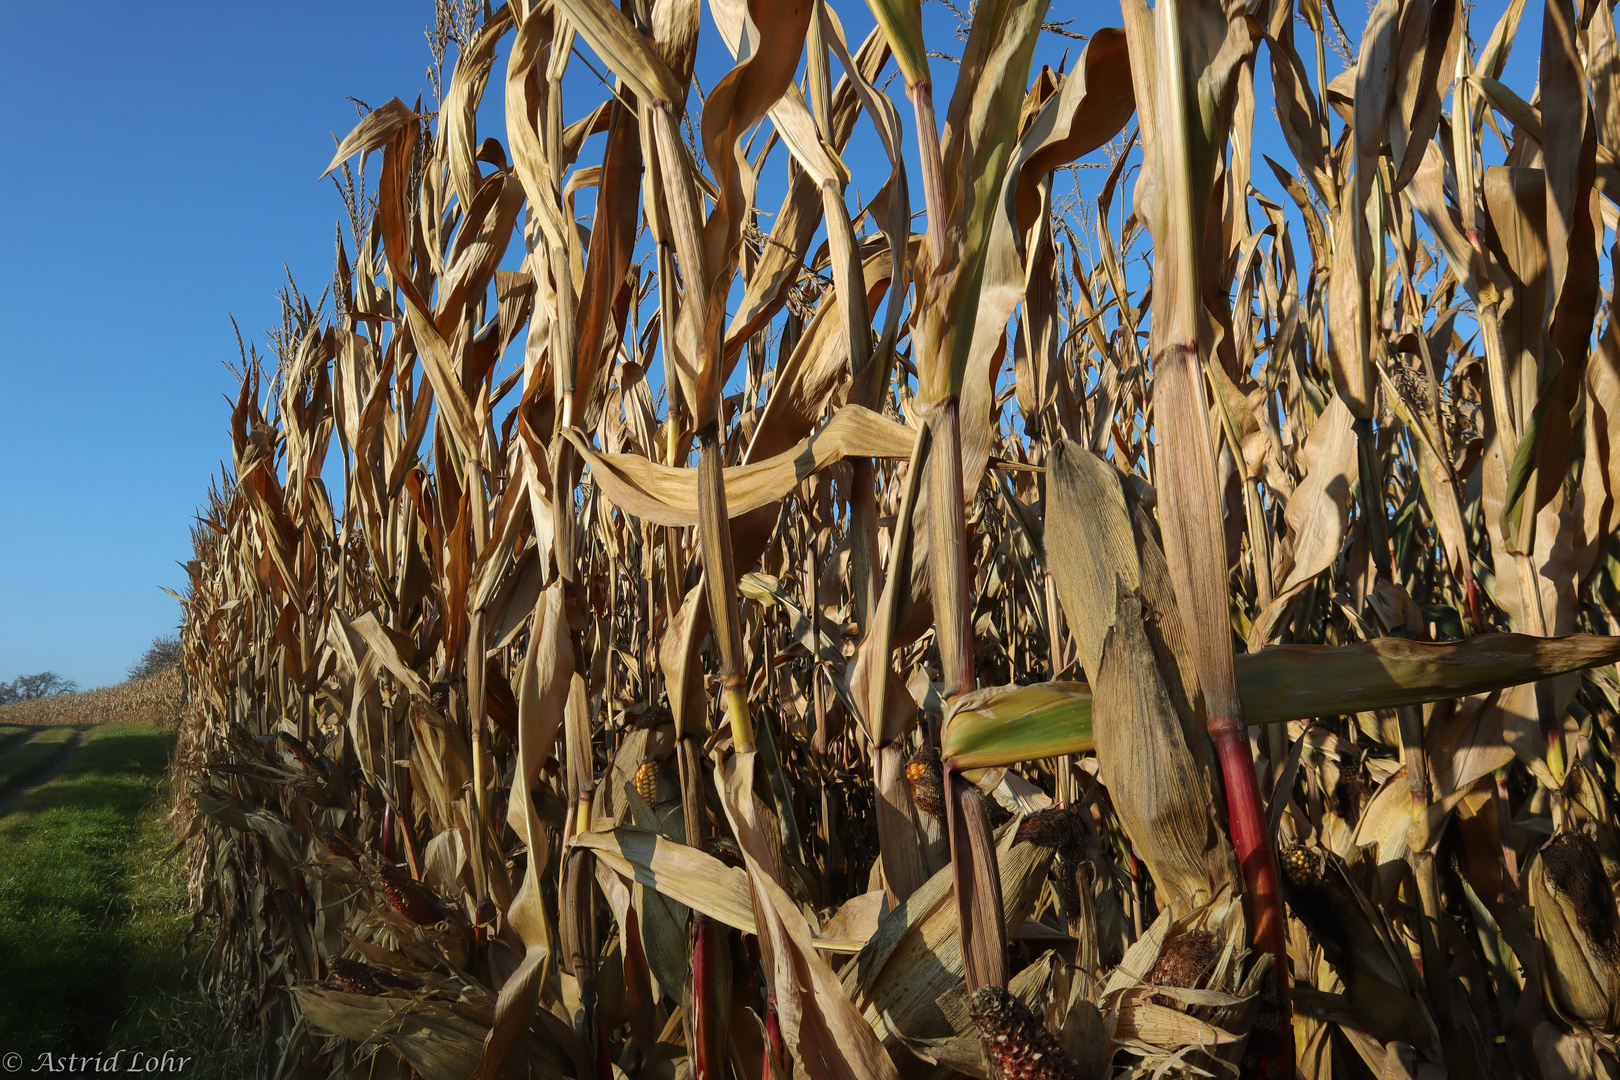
[170,1,1620,1077]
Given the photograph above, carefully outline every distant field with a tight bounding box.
[0,722,251,1075]
[0,666,183,727]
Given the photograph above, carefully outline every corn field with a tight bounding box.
[171,0,1620,1076]
[0,667,185,728]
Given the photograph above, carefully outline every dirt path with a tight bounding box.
[0,730,83,816]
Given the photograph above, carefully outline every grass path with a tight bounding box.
[0,724,252,1075]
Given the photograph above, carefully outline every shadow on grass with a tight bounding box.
[0,725,255,1077]
[0,726,33,754]
[0,726,81,805]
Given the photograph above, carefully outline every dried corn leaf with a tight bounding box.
[716,752,899,1080]
[292,988,570,1080]
[566,405,915,526]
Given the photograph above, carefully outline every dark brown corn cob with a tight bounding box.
[710,837,746,870]
[1145,929,1217,1008]
[1146,929,1218,989]
[277,731,322,774]
[320,828,363,864]
[1015,806,1085,851]
[1539,831,1620,965]
[329,956,383,995]
[1530,830,1620,1033]
[329,955,419,995]
[968,985,1085,1080]
[376,862,441,925]
[905,742,945,822]
[1016,807,1090,930]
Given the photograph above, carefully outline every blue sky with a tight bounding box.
[0,1,1544,689]
[0,2,425,688]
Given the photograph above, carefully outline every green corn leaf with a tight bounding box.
[941,682,1094,769]
[940,633,1620,767]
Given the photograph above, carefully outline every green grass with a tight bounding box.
[0,726,80,799]
[0,724,253,1075]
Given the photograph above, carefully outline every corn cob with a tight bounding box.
[968,985,1085,1080]
[635,758,659,807]
[905,742,945,822]
[1015,806,1085,851]
[277,731,322,773]
[1530,830,1620,1035]
[319,829,363,864]
[329,955,418,995]
[328,956,383,996]
[1146,929,1217,992]
[376,862,441,925]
